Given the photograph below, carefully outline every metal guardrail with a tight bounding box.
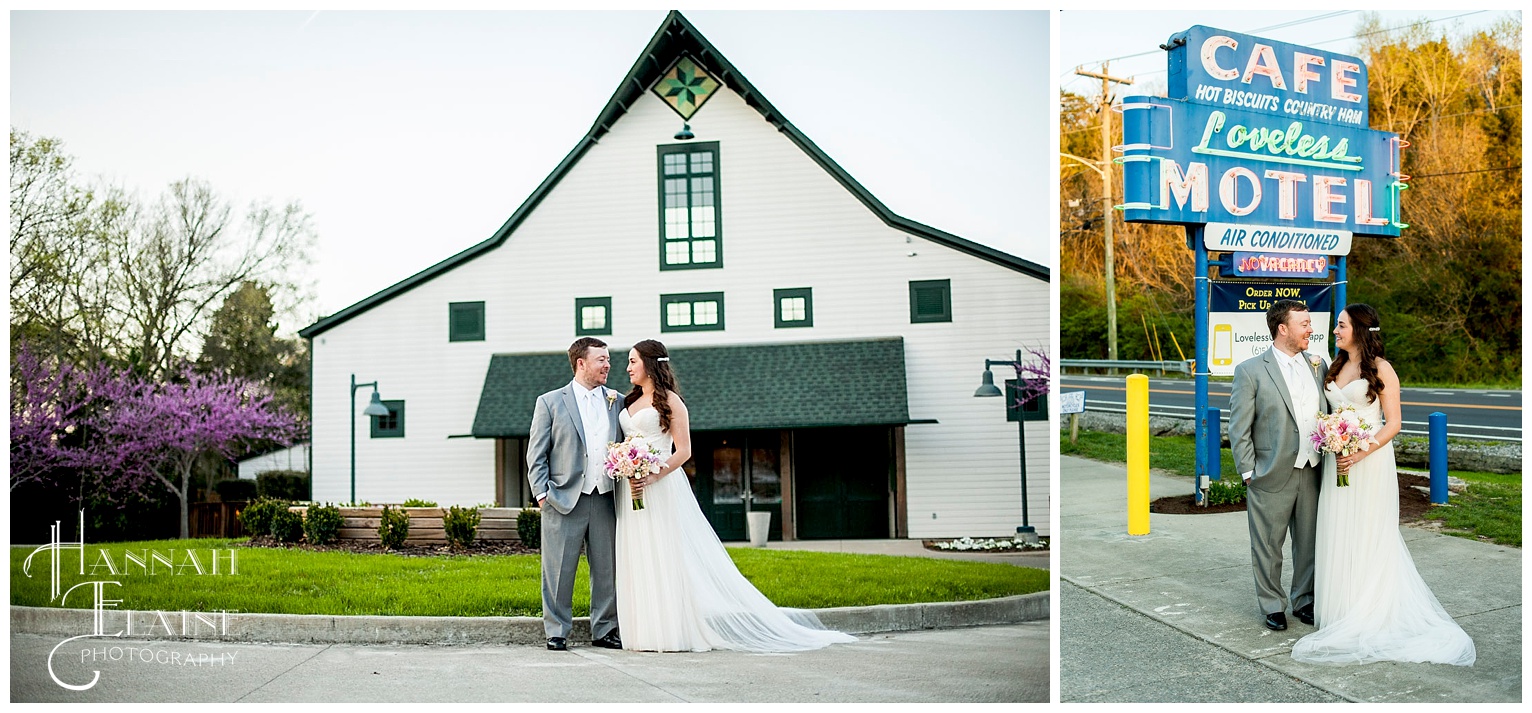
[1060,359,1194,375]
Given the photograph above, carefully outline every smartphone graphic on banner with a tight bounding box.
[1213,323,1233,366]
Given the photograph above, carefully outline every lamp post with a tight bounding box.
[351,374,391,504]
[975,349,1039,544]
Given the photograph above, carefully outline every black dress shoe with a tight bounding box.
[1293,605,1314,626]
[1264,612,1288,631]
[592,632,622,650]
[546,637,567,651]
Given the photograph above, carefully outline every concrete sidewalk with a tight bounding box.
[10,623,1047,702]
[1060,455,1521,703]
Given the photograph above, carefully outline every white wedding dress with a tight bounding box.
[613,406,856,652]
[1290,379,1475,666]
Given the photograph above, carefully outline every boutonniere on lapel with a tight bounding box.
[1307,354,1323,375]
[605,390,619,407]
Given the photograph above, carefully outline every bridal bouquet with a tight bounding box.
[1309,405,1379,487]
[605,436,665,510]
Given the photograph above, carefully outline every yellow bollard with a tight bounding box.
[1126,374,1150,535]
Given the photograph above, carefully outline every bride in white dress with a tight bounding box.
[1291,304,1475,666]
[612,339,856,653]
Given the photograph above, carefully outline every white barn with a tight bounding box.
[299,12,1050,540]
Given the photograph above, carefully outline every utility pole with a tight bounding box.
[1075,63,1133,363]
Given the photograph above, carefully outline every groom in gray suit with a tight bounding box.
[1229,300,1327,632]
[527,337,623,651]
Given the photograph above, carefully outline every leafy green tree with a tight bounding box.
[198,281,311,423]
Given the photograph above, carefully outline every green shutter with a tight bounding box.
[449,302,486,341]
[908,280,952,323]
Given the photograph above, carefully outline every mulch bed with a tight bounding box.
[1149,472,1436,523]
[237,536,539,556]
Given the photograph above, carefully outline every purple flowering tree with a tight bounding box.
[9,347,90,496]
[12,348,301,539]
[96,368,300,539]
[1013,345,1051,408]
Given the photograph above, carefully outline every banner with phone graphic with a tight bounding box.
[1208,282,1333,375]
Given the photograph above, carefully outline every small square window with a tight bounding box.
[449,302,485,341]
[370,400,406,438]
[575,297,612,336]
[661,292,725,332]
[773,287,814,328]
[909,280,952,323]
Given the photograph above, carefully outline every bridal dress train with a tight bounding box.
[614,406,857,653]
[1290,379,1476,666]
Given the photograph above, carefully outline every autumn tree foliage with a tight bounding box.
[1061,14,1522,384]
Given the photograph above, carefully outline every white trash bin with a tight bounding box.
[746,511,772,547]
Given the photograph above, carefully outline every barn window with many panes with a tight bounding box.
[657,142,721,270]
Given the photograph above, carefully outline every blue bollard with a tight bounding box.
[1429,412,1448,504]
[1207,407,1222,481]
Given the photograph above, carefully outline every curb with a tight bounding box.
[10,592,1048,646]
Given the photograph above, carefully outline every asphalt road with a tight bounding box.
[1061,376,1521,442]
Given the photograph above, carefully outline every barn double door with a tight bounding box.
[690,431,783,541]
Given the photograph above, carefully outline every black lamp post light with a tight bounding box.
[975,349,1046,544]
[350,374,391,505]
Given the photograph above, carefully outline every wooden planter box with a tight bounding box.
[287,506,526,544]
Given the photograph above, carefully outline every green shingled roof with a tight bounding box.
[471,337,909,438]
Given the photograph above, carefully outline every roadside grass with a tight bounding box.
[1065,428,1522,547]
[10,540,1047,616]
[1060,430,1239,480]
[1422,475,1522,548]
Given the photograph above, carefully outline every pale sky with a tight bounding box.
[1061,9,1519,100]
[10,10,1051,333]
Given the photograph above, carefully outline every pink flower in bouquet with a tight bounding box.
[605,435,665,510]
[1310,405,1379,487]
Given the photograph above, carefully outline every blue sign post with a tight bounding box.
[1119,26,1406,503]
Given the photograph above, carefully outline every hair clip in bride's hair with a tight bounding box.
[1368,327,1380,331]
[656,357,670,362]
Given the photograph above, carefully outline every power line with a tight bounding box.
[1060,10,1361,80]
[1410,165,1520,179]
[1245,11,1357,34]
[1064,11,1497,84]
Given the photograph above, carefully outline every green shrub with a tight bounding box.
[378,505,410,549]
[517,508,541,545]
[270,507,304,543]
[443,505,481,548]
[257,470,311,501]
[303,504,344,546]
[214,478,258,502]
[1207,478,1247,506]
[401,498,437,508]
[238,498,287,538]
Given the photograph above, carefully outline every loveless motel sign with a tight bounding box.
[1119,25,1406,243]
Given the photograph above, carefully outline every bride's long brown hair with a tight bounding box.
[625,339,682,432]
[1325,303,1386,405]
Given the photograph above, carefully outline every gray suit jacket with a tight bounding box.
[1228,347,1328,493]
[526,383,625,515]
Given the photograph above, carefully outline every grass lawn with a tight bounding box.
[11,540,1046,616]
[1422,470,1522,548]
[1060,429,1239,480]
[1064,428,1522,547]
